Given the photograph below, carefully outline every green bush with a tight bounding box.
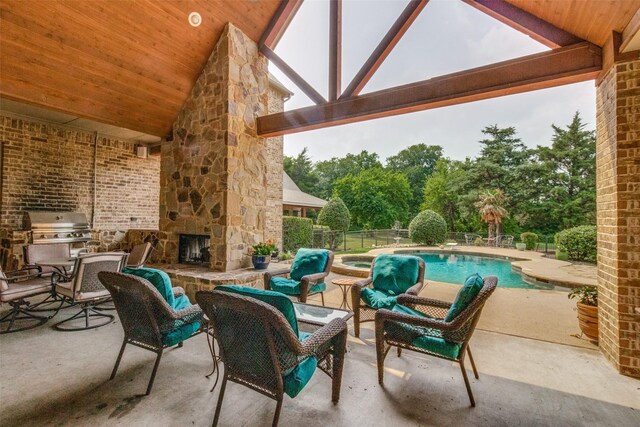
[317,198,350,250]
[409,210,447,245]
[520,232,538,250]
[555,225,597,263]
[283,216,313,253]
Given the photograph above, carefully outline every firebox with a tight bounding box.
[178,234,210,265]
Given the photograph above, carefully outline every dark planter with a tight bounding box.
[252,255,271,270]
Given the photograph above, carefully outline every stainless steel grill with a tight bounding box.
[27,211,92,244]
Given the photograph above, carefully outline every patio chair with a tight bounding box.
[498,235,514,248]
[375,274,498,406]
[196,287,347,427]
[24,243,71,276]
[264,248,333,304]
[52,253,128,331]
[464,234,480,246]
[0,266,53,333]
[98,271,204,395]
[126,242,153,268]
[351,254,425,337]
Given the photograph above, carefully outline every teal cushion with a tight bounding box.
[283,356,318,398]
[270,277,327,296]
[445,273,484,322]
[372,254,420,294]
[387,304,460,359]
[162,320,201,347]
[123,267,175,307]
[361,288,397,310]
[290,249,329,281]
[216,285,299,337]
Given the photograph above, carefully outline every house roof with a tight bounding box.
[283,171,327,209]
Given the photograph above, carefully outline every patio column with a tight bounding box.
[595,33,640,378]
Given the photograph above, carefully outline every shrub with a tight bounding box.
[555,225,597,263]
[409,210,447,245]
[317,198,350,250]
[520,232,538,250]
[283,216,313,253]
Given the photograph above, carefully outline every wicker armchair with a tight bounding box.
[196,289,348,427]
[264,248,333,304]
[0,266,53,333]
[127,242,153,268]
[351,254,425,337]
[98,271,204,395]
[375,275,498,406]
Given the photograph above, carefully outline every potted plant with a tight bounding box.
[251,240,277,270]
[568,286,598,342]
[515,242,526,251]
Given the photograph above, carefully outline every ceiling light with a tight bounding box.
[189,12,201,27]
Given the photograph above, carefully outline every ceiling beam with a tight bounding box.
[621,6,640,53]
[329,0,342,101]
[260,45,327,104]
[257,42,602,137]
[259,0,303,49]
[341,0,428,99]
[462,0,583,48]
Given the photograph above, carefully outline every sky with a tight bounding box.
[269,0,597,162]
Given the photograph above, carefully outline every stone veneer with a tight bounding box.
[595,55,640,378]
[264,86,286,249]
[159,23,274,271]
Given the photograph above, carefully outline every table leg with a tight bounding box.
[340,286,351,310]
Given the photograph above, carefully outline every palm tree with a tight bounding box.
[474,190,509,245]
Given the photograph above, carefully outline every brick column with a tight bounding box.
[595,47,640,377]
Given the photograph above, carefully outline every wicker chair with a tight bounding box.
[0,266,53,333]
[196,289,348,427]
[52,253,128,331]
[264,248,333,304]
[375,275,498,406]
[98,271,204,395]
[127,242,153,268]
[351,254,425,337]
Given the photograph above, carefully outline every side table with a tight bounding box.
[331,277,360,310]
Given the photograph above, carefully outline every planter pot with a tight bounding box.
[252,255,271,270]
[515,243,526,251]
[576,302,598,341]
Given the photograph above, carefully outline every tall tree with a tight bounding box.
[283,147,317,194]
[314,151,382,199]
[386,144,443,218]
[421,159,465,232]
[474,189,509,244]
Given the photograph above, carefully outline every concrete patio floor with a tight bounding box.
[1,277,638,427]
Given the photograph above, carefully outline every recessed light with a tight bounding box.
[189,12,201,27]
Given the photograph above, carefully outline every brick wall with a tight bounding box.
[0,114,160,232]
[595,58,640,378]
[264,86,285,249]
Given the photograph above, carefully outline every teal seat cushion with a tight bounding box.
[216,285,299,337]
[123,267,175,307]
[162,320,201,347]
[361,288,397,310]
[270,277,327,297]
[445,273,484,322]
[290,248,329,281]
[283,356,318,398]
[387,304,461,359]
[372,254,420,294]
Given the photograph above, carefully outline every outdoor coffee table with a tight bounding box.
[331,277,360,309]
[35,258,76,275]
[293,302,352,328]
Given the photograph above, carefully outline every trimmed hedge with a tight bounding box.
[409,210,447,245]
[317,197,350,232]
[283,216,313,253]
[520,232,538,250]
[555,225,597,263]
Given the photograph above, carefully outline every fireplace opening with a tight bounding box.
[179,234,210,265]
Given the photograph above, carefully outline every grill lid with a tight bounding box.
[26,211,91,244]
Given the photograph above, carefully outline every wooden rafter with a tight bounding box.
[341,0,428,99]
[260,0,303,49]
[329,0,342,101]
[462,0,583,49]
[257,42,602,137]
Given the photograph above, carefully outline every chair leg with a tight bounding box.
[459,359,476,407]
[212,376,228,427]
[272,397,283,427]
[375,319,388,385]
[467,346,479,379]
[0,300,50,334]
[397,347,402,357]
[177,341,184,348]
[146,350,163,395]
[320,292,325,306]
[111,340,128,380]
[331,329,348,403]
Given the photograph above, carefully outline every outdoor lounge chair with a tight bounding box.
[351,254,425,337]
[0,266,53,333]
[196,287,348,427]
[126,242,153,268]
[264,248,333,304]
[98,271,204,395]
[375,274,498,406]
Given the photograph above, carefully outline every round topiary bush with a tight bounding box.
[555,225,597,263]
[317,197,350,232]
[409,210,447,245]
[520,232,538,250]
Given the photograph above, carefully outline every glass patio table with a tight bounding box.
[293,302,352,327]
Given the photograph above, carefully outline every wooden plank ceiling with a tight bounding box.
[0,0,280,137]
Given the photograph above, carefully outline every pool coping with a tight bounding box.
[332,246,596,289]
